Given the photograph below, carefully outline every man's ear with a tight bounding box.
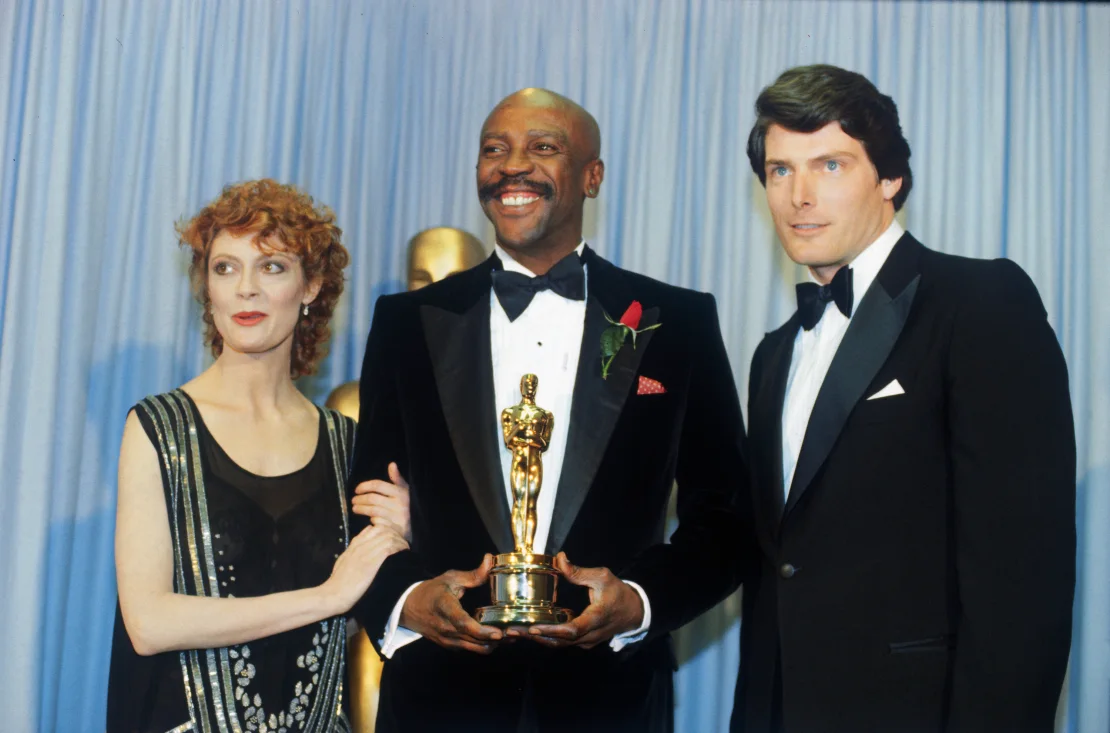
[584,159,605,198]
[880,176,903,202]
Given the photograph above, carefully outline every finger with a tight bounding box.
[553,552,597,588]
[355,479,401,498]
[353,494,404,513]
[565,624,614,649]
[450,613,503,643]
[352,500,404,527]
[354,479,387,496]
[387,462,410,490]
[530,609,602,641]
[434,590,502,642]
[350,496,395,517]
[453,554,495,590]
[350,500,377,517]
[529,624,612,649]
[351,504,373,518]
[442,638,494,655]
[523,634,570,648]
[527,623,579,641]
[442,599,502,642]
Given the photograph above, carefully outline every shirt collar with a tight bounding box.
[494,241,587,277]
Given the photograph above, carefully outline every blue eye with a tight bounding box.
[825,160,839,171]
[772,166,788,177]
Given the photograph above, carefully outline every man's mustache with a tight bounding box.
[478,177,555,202]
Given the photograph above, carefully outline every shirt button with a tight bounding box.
[272,531,279,545]
[271,559,278,569]
[780,563,797,579]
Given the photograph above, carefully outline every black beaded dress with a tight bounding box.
[106,390,356,733]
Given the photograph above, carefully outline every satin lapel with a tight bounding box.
[784,236,922,517]
[749,318,798,537]
[420,293,514,553]
[546,252,658,554]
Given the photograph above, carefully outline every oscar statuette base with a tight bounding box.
[474,552,573,627]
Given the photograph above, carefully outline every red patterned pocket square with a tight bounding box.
[637,376,666,395]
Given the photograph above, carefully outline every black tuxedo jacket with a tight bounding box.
[349,247,750,733]
[732,233,1076,733]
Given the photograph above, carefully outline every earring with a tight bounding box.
[588,188,596,196]
[302,304,309,316]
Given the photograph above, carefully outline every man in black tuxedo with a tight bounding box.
[349,88,749,732]
[732,64,1076,733]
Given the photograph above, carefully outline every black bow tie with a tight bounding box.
[795,266,854,331]
[491,251,586,322]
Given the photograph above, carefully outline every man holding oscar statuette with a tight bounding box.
[348,88,752,732]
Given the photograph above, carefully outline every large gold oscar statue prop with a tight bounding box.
[475,375,573,626]
[328,227,484,733]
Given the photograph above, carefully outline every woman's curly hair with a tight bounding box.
[176,179,350,378]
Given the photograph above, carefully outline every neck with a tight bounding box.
[497,231,581,275]
[808,209,895,285]
[194,341,303,415]
[808,263,845,286]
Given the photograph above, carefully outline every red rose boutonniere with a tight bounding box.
[600,300,661,379]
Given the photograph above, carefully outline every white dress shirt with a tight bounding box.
[379,243,650,656]
[781,220,904,503]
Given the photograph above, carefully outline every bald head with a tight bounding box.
[476,87,605,269]
[485,88,601,159]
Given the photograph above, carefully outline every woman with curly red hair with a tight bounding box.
[106,180,407,733]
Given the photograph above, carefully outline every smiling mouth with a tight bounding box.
[479,176,554,206]
[791,223,828,233]
[500,193,541,207]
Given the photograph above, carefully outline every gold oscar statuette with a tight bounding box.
[475,374,573,626]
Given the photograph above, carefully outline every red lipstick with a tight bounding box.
[232,311,266,326]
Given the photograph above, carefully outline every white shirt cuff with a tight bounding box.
[609,580,651,652]
[377,582,424,658]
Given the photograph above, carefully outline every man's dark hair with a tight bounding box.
[747,64,913,212]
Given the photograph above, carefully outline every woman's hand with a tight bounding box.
[351,462,412,542]
[320,524,409,614]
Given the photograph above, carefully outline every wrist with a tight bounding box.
[622,581,645,630]
[316,580,344,618]
[398,581,422,629]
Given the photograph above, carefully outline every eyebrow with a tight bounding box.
[210,249,293,262]
[812,151,858,162]
[766,150,859,167]
[481,129,571,146]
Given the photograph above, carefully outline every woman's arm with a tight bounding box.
[115,411,406,656]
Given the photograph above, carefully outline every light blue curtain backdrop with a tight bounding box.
[1,1,1106,731]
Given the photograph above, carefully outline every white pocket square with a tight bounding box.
[867,379,905,401]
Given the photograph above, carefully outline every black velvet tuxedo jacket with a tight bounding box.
[349,247,750,733]
[732,233,1076,733]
